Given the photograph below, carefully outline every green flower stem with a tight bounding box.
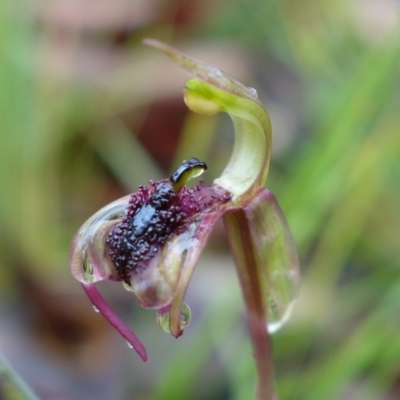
[0,353,41,400]
[224,210,277,400]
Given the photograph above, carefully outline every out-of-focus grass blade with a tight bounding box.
[88,118,163,191]
[0,354,40,400]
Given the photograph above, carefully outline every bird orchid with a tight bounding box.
[69,39,300,399]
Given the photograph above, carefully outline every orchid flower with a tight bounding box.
[69,39,300,399]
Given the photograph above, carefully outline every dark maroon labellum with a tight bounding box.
[106,179,231,285]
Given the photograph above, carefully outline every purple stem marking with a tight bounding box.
[82,283,148,361]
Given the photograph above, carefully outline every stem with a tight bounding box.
[224,210,277,400]
[82,283,148,361]
[0,353,41,400]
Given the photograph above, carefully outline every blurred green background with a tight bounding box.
[0,0,399,399]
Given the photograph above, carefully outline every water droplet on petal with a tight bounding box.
[156,311,169,333]
[179,303,191,329]
[83,253,95,283]
[93,306,100,313]
[266,268,299,333]
[248,87,258,97]
[122,281,134,292]
[268,297,296,333]
[156,303,191,334]
[126,341,133,349]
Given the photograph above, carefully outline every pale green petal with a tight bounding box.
[144,39,271,201]
[224,188,300,334]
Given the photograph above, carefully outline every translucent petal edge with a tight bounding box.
[69,195,131,283]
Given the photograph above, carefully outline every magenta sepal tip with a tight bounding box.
[81,283,148,361]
